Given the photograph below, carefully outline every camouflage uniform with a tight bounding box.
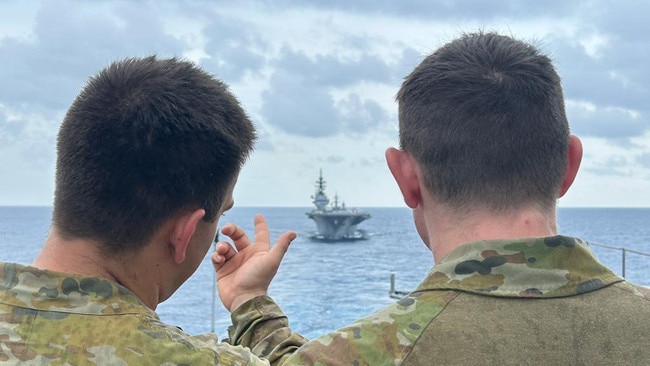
[0,263,306,365]
[230,236,650,365]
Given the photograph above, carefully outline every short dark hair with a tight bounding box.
[53,56,255,254]
[397,32,569,212]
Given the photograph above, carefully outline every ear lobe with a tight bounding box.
[558,135,583,198]
[169,209,206,264]
[385,147,422,209]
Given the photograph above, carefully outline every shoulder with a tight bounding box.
[0,300,259,364]
[292,290,459,364]
[352,289,458,328]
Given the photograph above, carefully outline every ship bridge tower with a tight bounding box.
[312,169,330,210]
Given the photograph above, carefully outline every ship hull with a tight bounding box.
[306,211,370,241]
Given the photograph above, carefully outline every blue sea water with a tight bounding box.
[1,206,649,340]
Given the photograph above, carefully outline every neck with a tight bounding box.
[32,228,164,310]
[423,203,558,262]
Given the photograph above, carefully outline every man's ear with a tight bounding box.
[385,147,422,209]
[558,135,583,198]
[169,208,206,264]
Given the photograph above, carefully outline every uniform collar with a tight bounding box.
[416,236,624,298]
[0,262,155,317]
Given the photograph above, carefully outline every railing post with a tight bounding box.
[211,271,216,333]
[390,272,396,295]
[621,248,626,278]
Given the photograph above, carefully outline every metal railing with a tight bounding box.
[388,243,650,299]
[389,272,410,299]
[588,242,650,278]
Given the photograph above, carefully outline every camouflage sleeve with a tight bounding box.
[230,291,450,366]
[228,295,308,365]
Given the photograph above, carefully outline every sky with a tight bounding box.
[1,0,649,208]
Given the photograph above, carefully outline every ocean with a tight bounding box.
[1,206,649,340]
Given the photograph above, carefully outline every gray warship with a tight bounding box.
[306,170,371,241]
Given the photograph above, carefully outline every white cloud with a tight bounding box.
[579,33,609,58]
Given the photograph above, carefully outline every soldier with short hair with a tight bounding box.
[0,56,306,364]
[214,32,650,365]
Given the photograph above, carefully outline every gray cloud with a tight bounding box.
[591,0,650,42]
[261,67,341,137]
[0,0,195,199]
[584,155,634,177]
[637,153,650,170]
[260,46,416,137]
[2,0,650,207]
[552,36,649,110]
[0,110,56,170]
[0,1,186,114]
[568,105,645,141]
[260,0,579,20]
[258,0,650,145]
[325,155,345,164]
[274,47,394,87]
[358,156,385,167]
[200,11,269,82]
[544,7,650,143]
[0,0,193,176]
[337,93,387,133]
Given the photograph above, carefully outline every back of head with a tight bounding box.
[397,32,569,212]
[53,56,255,254]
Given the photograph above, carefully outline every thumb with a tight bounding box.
[268,231,296,265]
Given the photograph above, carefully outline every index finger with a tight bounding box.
[221,223,252,252]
